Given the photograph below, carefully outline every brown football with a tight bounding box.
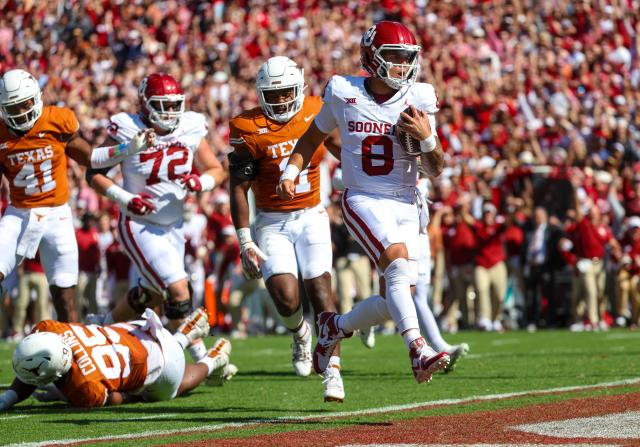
[396,106,422,156]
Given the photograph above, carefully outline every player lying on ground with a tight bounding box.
[0,308,237,410]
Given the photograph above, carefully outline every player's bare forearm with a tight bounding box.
[288,122,329,170]
[325,129,342,161]
[10,378,36,403]
[88,172,116,197]
[65,133,93,167]
[195,138,225,186]
[230,176,252,229]
[420,138,444,177]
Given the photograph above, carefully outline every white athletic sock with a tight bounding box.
[339,295,391,333]
[280,305,305,335]
[414,274,448,352]
[402,328,422,348]
[329,355,341,368]
[384,258,420,335]
[198,354,225,376]
[187,339,207,362]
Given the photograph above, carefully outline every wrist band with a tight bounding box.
[237,227,252,246]
[419,135,437,153]
[280,164,300,182]
[105,185,135,207]
[199,174,216,192]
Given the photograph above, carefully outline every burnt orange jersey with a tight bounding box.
[34,320,149,408]
[0,106,77,208]
[229,96,327,211]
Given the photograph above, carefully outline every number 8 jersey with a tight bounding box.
[314,75,439,197]
[107,111,208,226]
[0,106,77,208]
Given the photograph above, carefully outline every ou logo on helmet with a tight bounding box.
[362,25,376,47]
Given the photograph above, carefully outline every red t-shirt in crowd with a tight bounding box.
[76,227,100,273]
[504,224,524,258]
[474,221,506,268]
[106,240,131,281]
[207,211,233,248]
[566,217,612,260]
[23,253,44,273]
[442,222,476,266]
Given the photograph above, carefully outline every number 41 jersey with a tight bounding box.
[0,106,78,208]
[314,75,439,197]
[107,112,208,226]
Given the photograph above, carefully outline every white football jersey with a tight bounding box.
[107,112,208,226]
[314,75,439,197]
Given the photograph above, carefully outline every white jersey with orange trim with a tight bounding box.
[107,112,208,226]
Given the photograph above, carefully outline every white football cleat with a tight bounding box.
[177,307,210,344]
[291,321,312,377]
[208,363,239,386]
[443,343,469,373]
[359,326,375,349]
[200,337,231,379]
[322,364,345,403]
[409,337,450,384]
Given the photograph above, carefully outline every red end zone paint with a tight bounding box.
[172,392,640,447]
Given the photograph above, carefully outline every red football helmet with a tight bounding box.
[360,21,421,90]
[139,73,185,131]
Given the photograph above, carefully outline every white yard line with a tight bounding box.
[6,377,640,447]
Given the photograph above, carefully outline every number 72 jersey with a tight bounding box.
[107,111,208,226]
[0,106,77,208]
[314,75,439,197]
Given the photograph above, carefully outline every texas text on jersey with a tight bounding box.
[107,111,208,226]
[229,96,327,211]
[0,106,78,208]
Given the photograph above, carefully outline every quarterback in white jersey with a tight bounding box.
[86,73,223,361]
[279,21,450,384]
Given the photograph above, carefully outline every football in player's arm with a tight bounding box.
[277,21,451,385]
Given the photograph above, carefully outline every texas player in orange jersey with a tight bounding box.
[0,69,93,322]
[0,308,236,410]
[228,56,344,402]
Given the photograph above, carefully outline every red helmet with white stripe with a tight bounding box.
[139,73,185,131]
[360,21,421,90]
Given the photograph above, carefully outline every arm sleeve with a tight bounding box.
[314,77,339,134]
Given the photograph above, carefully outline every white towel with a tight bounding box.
[15,208,50,258]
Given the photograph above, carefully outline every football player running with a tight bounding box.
[0,308,236,410]
[0,69,93,323]
[86,73,224,362]
[278,21,450,384]
[228,56,344,402]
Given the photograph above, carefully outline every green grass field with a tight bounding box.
[1,329,639,446]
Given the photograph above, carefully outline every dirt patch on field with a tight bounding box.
[170,391,640,447]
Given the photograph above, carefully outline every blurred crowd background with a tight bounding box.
[1,0,640,340]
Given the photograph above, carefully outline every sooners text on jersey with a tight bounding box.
[315,75,438,197]
[107,112,208,226]
[229,96,326,211]
[0,106,78,208]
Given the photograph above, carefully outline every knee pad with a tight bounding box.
[164,286,192,320]
[127,286,153,314]
[384,258,411,286]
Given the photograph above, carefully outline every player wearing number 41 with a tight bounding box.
[0,69,94,323]
[85,73,224,362]
[0,308,237,410]
[228,56,345,402]
[278,21,451,384]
